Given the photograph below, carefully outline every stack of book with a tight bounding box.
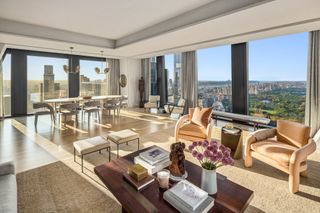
[163,180,214,213]
[134,146,170,175]
[123,164,155,191]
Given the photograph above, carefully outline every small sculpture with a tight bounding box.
[119,74,127,87]
[139,77,145,108]
[169,142,186,177]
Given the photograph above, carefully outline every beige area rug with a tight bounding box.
[17,161,121,213]
[92,125,320,213]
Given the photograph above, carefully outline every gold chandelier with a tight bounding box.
[63,47,80,73]
[95,51,110,74]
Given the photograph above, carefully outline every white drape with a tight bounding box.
[141,58,150,101]
[108,58,120,95]
[305,30,320,137]
[181,51,198,113]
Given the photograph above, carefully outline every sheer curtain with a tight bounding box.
[108,58,120,95]
[181,51,198,113]
[141,58,150,102]
[305,30,320,148]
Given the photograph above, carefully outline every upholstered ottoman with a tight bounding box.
[107,129,140,158]
[73,136,111,172]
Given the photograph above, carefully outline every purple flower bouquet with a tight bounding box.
[188,140,234,170]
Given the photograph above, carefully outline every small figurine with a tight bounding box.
[139,77,145,108]
[169,142,186,177]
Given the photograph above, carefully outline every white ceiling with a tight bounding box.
[0,0,214,39]
[0,0,320,58]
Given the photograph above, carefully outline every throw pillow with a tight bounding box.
[191,107,213,128]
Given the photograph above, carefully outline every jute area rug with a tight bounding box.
[17,161,121,213]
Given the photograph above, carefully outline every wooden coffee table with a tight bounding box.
[94,146,253,213]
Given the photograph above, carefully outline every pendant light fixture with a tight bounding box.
[95,51,110,74]
[63,47,80,73]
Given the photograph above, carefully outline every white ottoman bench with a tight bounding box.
[73,136,111,172]
[107,129,140,158]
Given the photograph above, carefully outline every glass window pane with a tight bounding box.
[27,56,69,113]
[249,32,308,124]
[197,45,232,111]
[150,57,157,95]
[79,59,108,97]
[2,54,11,116]
[165,53,181,103]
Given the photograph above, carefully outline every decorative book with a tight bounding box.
[134,156,171,175]
[123,172,155,191]
[163,180,214,213]
[128,164,148,181]
[139,146,169,165]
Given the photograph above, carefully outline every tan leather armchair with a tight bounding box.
[244,120,317,193]
[175,107,213,142]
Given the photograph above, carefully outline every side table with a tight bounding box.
[221,127,242,159]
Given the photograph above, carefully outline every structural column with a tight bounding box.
[156,56,167,107]
[231,43,248,115]
[68,56,80,97]
[11,49,27,116]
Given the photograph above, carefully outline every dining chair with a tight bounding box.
[33,102,55,128]
[59,103,80,127]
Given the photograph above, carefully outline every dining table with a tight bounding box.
[44,95,123,112]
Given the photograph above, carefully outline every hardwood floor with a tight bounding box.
[0,109,176,172]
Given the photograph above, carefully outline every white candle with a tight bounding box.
[157,170,170,189]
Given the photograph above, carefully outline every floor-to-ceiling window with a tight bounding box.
[79,59,108,97]
[150,57,158,95]
[165,53,182,103]
[197,45,232,111]
[27,56,68,113]
[249,32,308,125]
[2,54,11,116]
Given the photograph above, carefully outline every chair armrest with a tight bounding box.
[290,139,317,166]
[0,161,15,176]
[175,114,189,138]
[206,121,214,141]
[244,128,276,158]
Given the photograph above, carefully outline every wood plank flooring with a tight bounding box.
[0,109,177,172]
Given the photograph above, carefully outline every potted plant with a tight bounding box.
[188,140,234,194]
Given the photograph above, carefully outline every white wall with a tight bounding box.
[120,58,141,107]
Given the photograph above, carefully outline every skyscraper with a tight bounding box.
[150,57,157,95]
[173,53,181,101]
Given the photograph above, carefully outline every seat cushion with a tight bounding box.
[108,129,140,144]
[251,140,298,166]
[191,107,212,128]
[144,102,157,108]
[178,123,207,139]
[74,136,110,155]
[0,174,17,213]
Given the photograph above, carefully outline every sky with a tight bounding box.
[2,32,308,82]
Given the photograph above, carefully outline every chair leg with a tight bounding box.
[98,111,101,123]
[244,153,253,168]
[74,148,76,162]
[81,155,84,173]
[34,115,38,127]
[88,113,91,123]
[64,115,67,127]
[289,170,300,193]
[117,144,119,158]
[76,114,78,126]
[108,147,111,162]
